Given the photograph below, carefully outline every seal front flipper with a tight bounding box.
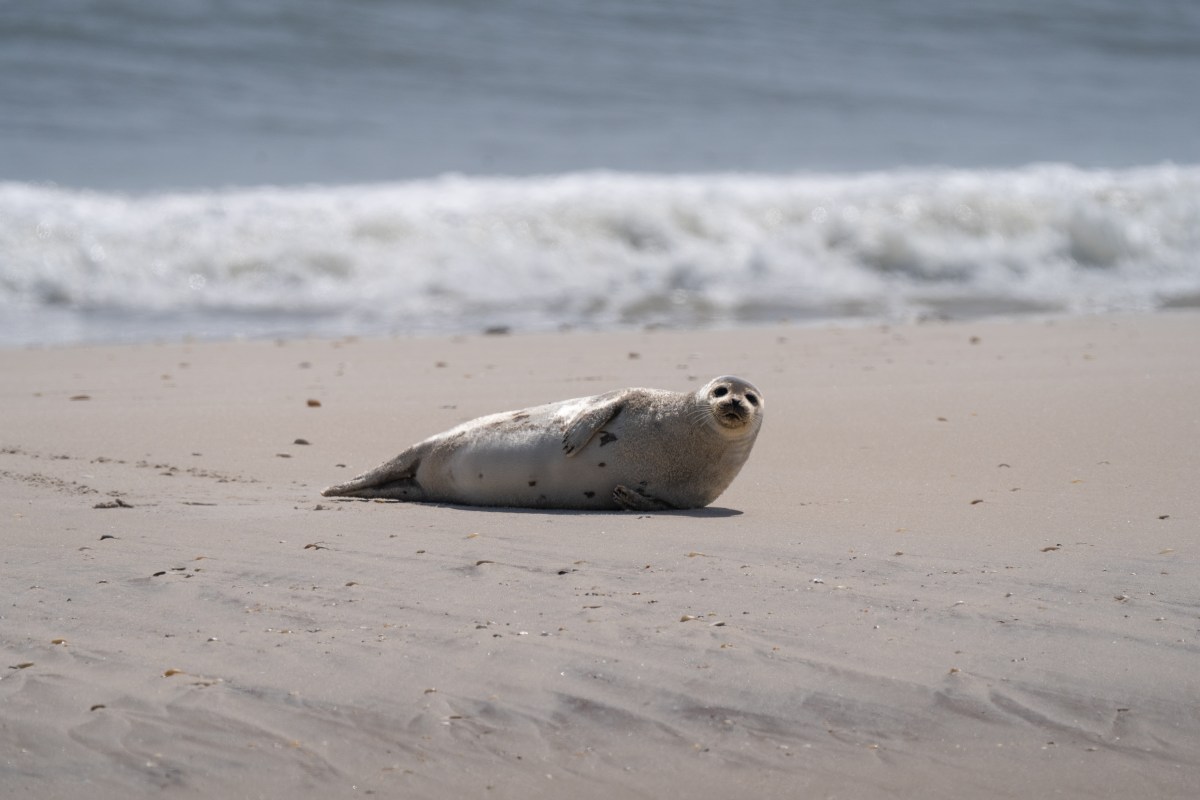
[320,449,426,501]
[562,392,627,456]
[613,484,675,512]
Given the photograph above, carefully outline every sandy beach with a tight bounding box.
[2,311,1198,799]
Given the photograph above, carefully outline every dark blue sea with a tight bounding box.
[3,0,1199,345]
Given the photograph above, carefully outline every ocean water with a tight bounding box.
[2,0,1199,345]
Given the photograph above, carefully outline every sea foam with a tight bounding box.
[2,164,1198,345]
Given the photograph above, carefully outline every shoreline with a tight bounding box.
[2,311,1198,798]
[10,304,1200,353]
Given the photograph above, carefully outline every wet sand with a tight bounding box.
[2,312,1198,799]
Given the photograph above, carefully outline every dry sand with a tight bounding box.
[2,312,1198,799]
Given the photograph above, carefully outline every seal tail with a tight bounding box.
[321,453,423,500]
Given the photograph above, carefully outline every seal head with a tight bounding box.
[699,375,763,435]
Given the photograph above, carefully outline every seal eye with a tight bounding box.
[745,393,758,407]
[713,386,729,398]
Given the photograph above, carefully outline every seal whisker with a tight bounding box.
[687,406,715,431]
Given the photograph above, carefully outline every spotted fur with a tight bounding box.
[321,376,763,510]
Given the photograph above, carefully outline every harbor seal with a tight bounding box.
[320,375,763,511]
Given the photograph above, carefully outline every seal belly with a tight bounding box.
[434,423,624,509]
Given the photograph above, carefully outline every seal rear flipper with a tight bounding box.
[321,453,425,500]
[613,484,677,512]
[322,477,425,501]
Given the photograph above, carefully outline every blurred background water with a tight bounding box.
[2,0,1199,345]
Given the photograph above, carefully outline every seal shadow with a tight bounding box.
[449,505,744,519]
[324,498,742,518]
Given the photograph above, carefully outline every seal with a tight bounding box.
[321,375,763,510]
